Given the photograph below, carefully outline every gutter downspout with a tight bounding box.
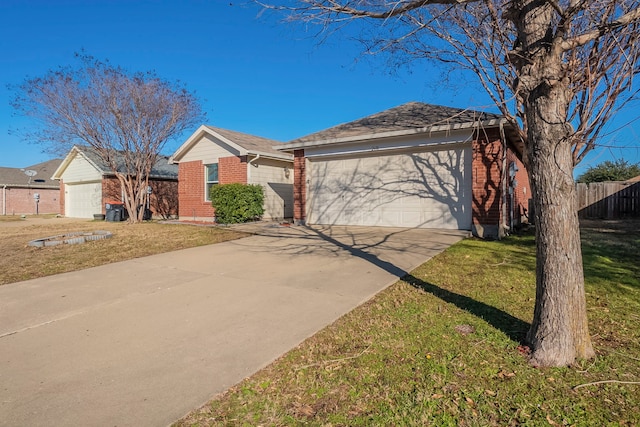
[2,185,6,216]
[247,154,261,183]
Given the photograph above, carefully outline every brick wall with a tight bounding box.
[293,149,306,224]
[100,176,178,218]
[1,187,60,215]
[177,157,251,222]
[506,149,532,227]
[472,129,504,238]
[471,129,532,238]
[150,179,179,219]
[219,155,247,184]
[102,177,122,210]
[178,160,215,220]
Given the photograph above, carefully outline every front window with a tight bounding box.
[205,163,218,201]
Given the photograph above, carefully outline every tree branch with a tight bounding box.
[325,0,479,19]
[259,0,480,20]
[561,7,640,51]
[573,380,640,390]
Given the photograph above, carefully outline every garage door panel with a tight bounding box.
[360,210,381,226]
[399,209,422,225]
[399,194,422,209]
[308,147,472,230]
[65,182,102,218]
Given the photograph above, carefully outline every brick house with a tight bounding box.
[52,146,178,219]
[169,125,294,222]
[276,102,531,239]
[0,159,62,216]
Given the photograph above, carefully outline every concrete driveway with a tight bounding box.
[0,224,467,426]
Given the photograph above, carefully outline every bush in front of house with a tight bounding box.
[210,183,264,224]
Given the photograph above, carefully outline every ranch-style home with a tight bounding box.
[169,125,294,222]
[52,146,179,219]
[0,159,62,216]
[276,102,531,239]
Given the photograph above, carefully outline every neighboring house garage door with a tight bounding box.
[307,146,472,229]
[65,182,103,218]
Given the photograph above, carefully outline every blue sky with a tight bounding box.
[1,0,638,176]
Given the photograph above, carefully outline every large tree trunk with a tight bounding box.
[524,88,595,367]
[510,0,595,367]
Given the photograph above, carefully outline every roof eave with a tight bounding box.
[277,118,508,152]
[249,150,293,162]
[0,183,59,189]
[101,171,177,180]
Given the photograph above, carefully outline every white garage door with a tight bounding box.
[307,147,472,229]
[65,182,103,218]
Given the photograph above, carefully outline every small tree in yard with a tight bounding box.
[577,159,640,183]
[262,0,640,366]
[11,54,203,223]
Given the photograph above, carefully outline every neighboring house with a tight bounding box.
[52,146,179,219]
[0,159,62,216]
[276,102,531,239]
[169,125,294,221]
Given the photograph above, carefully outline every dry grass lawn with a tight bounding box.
[0,216,248,286]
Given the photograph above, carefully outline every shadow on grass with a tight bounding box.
[402,274,529,343]
[309,227,530,344]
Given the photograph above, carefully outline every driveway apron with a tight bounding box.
[0,224,467,426]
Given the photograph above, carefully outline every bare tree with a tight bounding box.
[262,0,640,366]
[11,54,203,223]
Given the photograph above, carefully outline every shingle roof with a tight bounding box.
[205,126,288,157]
[79,146,178,179]
[0,159,62,188]
[289,102,504,145]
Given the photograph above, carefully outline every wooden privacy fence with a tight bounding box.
[577,180,640,219]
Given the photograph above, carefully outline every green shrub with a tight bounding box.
[210,183,264,224]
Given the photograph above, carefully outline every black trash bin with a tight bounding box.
[105,203,124,222]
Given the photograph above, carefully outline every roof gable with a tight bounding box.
[170,125,293,163]
[53,146,178,180]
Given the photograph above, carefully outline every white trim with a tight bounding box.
[304,131,474,160]
[305,141,473,161]
[248,150,293,162]
[204,163,218,202]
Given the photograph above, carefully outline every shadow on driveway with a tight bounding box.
[239,223,530,344]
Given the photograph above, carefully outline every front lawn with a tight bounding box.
[176,220,640,426]
[0,218,248,286]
